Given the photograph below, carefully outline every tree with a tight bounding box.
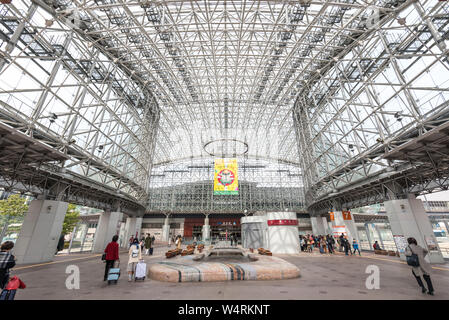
[0,194,29,240]
[0,194,29,218]
[62,204,81,235]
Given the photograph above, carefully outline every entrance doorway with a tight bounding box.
[211,225,241,241]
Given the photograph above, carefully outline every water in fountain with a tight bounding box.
[194,244,257,263]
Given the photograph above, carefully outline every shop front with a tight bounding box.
[184,216,241,241]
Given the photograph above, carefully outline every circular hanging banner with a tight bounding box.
[217,168,235,187]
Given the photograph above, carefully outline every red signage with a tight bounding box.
[267,219,298,226]
[342,211,352,220]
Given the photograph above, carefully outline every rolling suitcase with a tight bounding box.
[0,289,16,300]
[107,262,121,285]
[135,261,146,281]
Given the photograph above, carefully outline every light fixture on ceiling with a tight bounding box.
[49,113,58,124]
[394,112,403,122]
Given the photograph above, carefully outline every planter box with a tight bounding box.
[257,248,272,256]
[181,249,194,256]
[165,248,182,258]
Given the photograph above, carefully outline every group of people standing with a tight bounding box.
[129,234,155,255]
[300,234,335,253]
[170,235,182,249]
[299,233,361,256]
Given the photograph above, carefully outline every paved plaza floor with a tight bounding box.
[10,245,449,300]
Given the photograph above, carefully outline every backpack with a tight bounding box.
[131,245,139,258]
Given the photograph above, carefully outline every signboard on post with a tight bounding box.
[393,235,407,253]
[332,225,346,236]
[342,211,352,220]
[425,236,439,251]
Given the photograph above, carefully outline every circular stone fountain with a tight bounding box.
[148,246,300,282]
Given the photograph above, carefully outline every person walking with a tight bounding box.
[139,237,145,254]
[405,237,434,295]
[176,235,182,250]
[352,239,361,255]
[168,236,173,247]
[327,235,334,254]
[0,241,16,289]
[339,233,345,249]
[318,236,327,253]
[127,238,142,282]
[128,236,134,249]
[103,235,120,281]
[309,235,315,252]
[341,236,350,256]
[56,233,65,255]
[320,237,328,254]
[308,235,314,252]
[144,234,152,255]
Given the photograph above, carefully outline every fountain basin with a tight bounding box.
[148,248,300,282]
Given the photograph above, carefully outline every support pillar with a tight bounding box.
[161,215,170,242]
[374,224,385,249]
[331,210,360,244]
[384,195,445,263]
[321,216,331,234]
[364,223,373,250]
[121,216,143,248]
[310,216,326,235]
[14,200,68,264]
[202,215,211,241]
[92,211,123,253]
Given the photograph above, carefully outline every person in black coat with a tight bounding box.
[56,234,65,254]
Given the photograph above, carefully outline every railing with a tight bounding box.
[360,242,449,257]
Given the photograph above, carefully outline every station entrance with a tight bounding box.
[211,224,241,241]
[183,216,242,241]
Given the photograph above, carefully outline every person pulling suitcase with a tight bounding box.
[103,235,120,281]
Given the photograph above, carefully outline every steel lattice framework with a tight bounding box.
[0,0,448,215]
[148,157,305,214]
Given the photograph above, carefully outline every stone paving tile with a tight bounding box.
[10,246,449,300]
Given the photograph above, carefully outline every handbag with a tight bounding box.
[101,253,106,261]
[5,276,26,290]
[406,245,420,267]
